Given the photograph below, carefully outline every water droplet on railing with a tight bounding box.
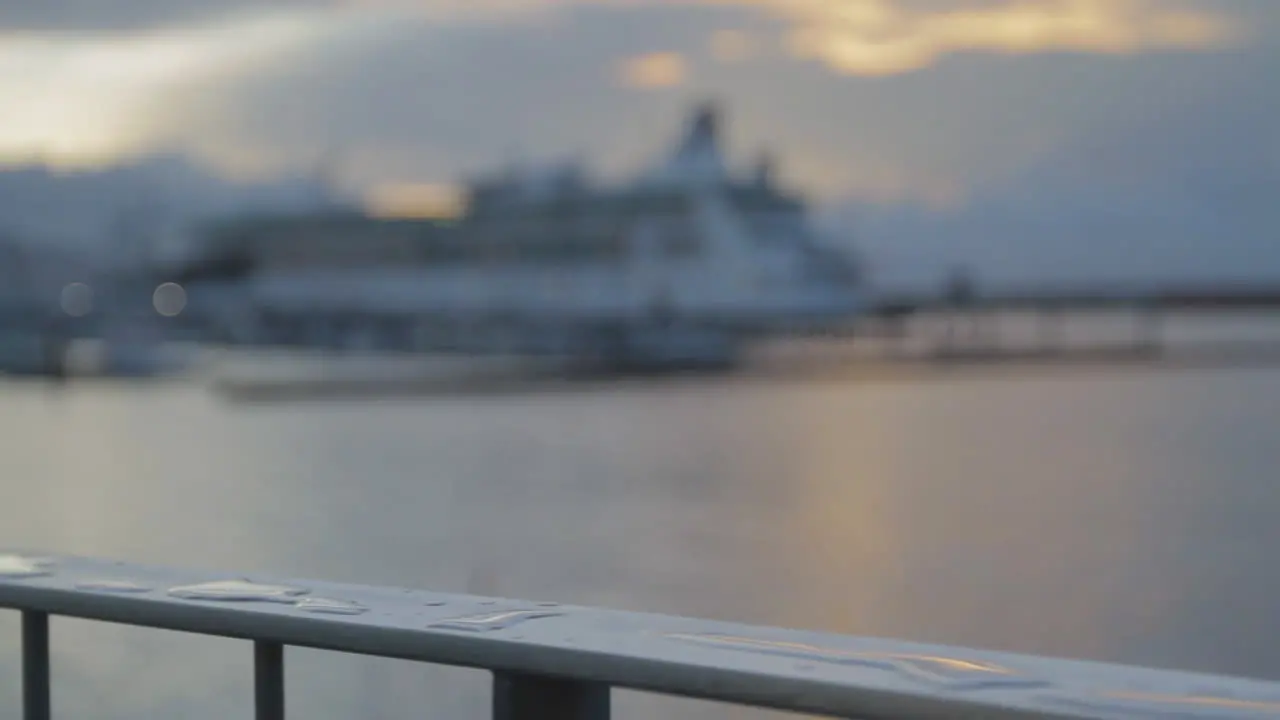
[169,579,309,603]
[294,597,368,615]
[665,633,1047,691]
[424,600,446,607]
[1053,690,1280,717]
[889,655,1046,689]
[430,609,563,632]
[0,555,53,578]
[76,580,151,593]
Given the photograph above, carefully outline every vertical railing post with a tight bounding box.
[492,672,610,720]
[254,641,285,720]
[22,611,51,720]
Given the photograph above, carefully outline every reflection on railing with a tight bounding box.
[3,552,1280,719]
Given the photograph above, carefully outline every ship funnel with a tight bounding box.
[658,100,729,185]
[678,101,723,158]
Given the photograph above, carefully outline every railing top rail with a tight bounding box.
[3,551,1279,719]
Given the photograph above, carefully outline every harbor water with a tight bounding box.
[3,322,1280,719]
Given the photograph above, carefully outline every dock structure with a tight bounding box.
[3,552,1280,719]
[170,279,1280,357]
[9,274,1280,377]
[856,283,1280,361]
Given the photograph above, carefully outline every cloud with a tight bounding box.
[0,1,1250,60]
[617,51,688,88]
[0,11,331,165]
[351,0,1253,77]
[709,28,756,63]
[737,0,1247,76]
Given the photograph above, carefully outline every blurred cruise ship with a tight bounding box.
[175,102,865,370]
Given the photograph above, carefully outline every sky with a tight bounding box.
[0,0,1277,285]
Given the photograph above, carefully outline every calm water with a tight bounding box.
[3,341,1280,718]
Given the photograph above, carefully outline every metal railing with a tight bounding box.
[3,552,1279,720]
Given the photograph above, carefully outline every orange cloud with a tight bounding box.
[709,28,756,63]
[617,51,688,89]
[730,0,1246,76]
[365,182,465,218]
[331,1,1247,77]
[364,1,1245,75]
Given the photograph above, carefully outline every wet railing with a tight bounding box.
[3,553,1280,720]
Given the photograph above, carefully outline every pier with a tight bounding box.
[8,276,1280,384]
[843,282,1280,362]
[3,552,1280,719]
[199,280,1280,385]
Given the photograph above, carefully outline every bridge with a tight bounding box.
[3,551,1279,719]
